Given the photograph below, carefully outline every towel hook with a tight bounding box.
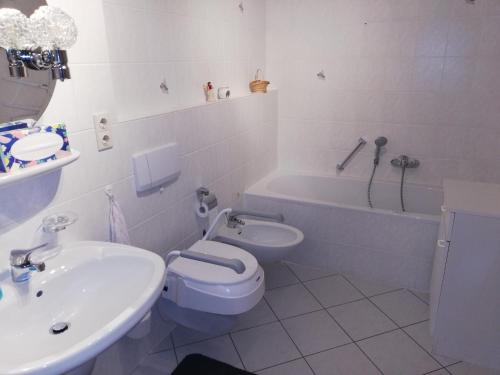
[104,185,114,199]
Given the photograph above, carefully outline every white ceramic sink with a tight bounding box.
[0,241,166,375]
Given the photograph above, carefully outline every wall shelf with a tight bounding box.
[0,149,80,188]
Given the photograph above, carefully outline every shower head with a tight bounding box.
[374,136,388,165]
[375,136,388,147]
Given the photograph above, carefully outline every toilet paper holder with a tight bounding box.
[197,187,210,205]
[196,187,218,216]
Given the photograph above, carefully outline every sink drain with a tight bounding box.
[50,322,70,335]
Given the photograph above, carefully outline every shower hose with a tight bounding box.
[369,163,407,212]
[399,166,406,212]
[367,163,378,209]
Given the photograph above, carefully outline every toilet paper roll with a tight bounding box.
[196,202,210,218]
[195,192,218,218]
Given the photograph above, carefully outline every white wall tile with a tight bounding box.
[267,0,500,187]
[0,2,274,374]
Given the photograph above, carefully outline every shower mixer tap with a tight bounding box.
[391,155,420,169]
[391,155,419,212]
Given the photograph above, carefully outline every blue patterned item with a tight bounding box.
[0,124,72,173]
[0,121,28,133]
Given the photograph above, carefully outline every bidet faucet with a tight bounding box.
[227,210,284,229]
[10,243,48,283]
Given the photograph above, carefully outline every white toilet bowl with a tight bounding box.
[159,240,264,334]
[215,219,304,263]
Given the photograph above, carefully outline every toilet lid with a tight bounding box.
[167,240,259,285]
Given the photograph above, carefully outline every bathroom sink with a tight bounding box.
[0,241,166,375]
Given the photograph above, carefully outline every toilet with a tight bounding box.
[215,219,304,263]
[158,240,265,334]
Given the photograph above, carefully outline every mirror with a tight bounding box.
[0,0,55,124]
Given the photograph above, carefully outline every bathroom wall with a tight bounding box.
[0,0,276,373]
[103,0,267,122]
[266,0,500,187]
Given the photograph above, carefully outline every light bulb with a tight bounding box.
[0,8,30,49]
[29,6,77,50]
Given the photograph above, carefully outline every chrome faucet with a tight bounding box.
[9,212,78,283]
[391,155,420,169]
[10,243,48,283]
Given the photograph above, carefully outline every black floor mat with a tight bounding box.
[172,354,255,375]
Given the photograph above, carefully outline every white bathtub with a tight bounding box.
[244,172,443,291]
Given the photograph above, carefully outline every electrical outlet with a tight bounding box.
[96,130,113,151]
[93,112,111,132]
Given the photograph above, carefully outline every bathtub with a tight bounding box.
[244,172,443,291]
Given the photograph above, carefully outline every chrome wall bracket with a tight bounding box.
[6,48,70,81]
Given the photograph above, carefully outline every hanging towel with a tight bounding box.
[105,186,131,245]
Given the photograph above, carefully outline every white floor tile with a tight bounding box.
[263,262,300,289]
[231,299,277,332]
[175,335,243,369]
[370,290,429,326]
[132,350,177,375]
[447,361,500,375]
[306,343,380,375]
[282,310,351,356]
[411,290,430,304]
[328,299,397,340]
[285,262,336,282]
[345,275,401,297]
[265,284,322,319]
[151,335,173,353]
[171,325,218,347]
[427,370,450,375]
[404,321,459,366]
[304,275,364,308]
[358,330,441,375]
[257,358,314,375]
[231,322,301,371]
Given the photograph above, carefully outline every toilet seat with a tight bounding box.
[168,240,258,284]
[163,240,264,316]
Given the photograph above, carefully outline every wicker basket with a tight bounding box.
[249,80,270,93]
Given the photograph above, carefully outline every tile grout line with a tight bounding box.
[343,275,448,373]
[340,273,403,299]
[171,333,180,366]
[295,276,385,375]
[283,262,338,284]
[163,270,456,374]
[228,332,247,371]
[407,289,430,305]
[322,306,385,375]
[401,325,461,370]
[262,294,317,375]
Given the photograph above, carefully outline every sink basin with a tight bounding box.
[0,241,166,375]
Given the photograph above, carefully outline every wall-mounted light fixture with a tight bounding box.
[0,6,77,81]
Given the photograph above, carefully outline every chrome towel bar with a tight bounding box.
[336,138,367,171]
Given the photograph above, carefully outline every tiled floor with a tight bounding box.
[133,262,500,375]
